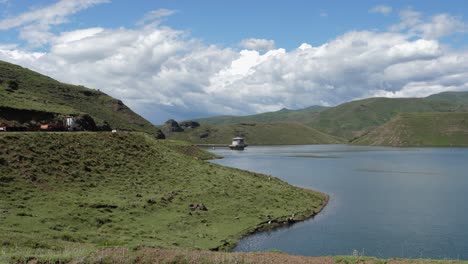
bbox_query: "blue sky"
[3,0,468,49]
[1,0,468,123]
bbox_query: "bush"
[7,80,19,90]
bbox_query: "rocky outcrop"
[97,121,112,131]
[155,130,166,139]
[162,119,184,134]
[75,114,97,131]
[198,132,209,139]
[189,203,208,211]
[179,121,200,128]
[0,106,56,126]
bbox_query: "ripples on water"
[209,145,468,260]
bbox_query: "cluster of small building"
[0,116,78,132]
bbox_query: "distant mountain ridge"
[196,92,468,141]
[194,105,328,125]
[165,121,344,145]
[0,60,162,136]
[307,92,468,139]
[352,112,468,147]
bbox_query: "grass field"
[352,112,468,147]
[166,122,344,145]
[0,132,327,263]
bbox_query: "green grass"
[0,60,159,134]
[165,122,344,145]
[0,132,327,263]
[352,112,468,147]
[194,106,327,125]
[306,95,468,140]
[195,92,468,141]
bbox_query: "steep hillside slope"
[195,106,327,125]
[308,94,468,140]
[0,60,160,135]
[352,112,468,147]
[166,122,344,145]
[0,132,327,262]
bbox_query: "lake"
[209,145,468,260]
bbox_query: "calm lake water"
[209,145,468,260]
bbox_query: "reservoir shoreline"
[211,145,468,259]
[215,189,329,251]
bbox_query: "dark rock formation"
[97,121,112,131]
[188,203,208,211]
[0,107,56,125]
[112,99,126,111]
[162,119,184,134]
[79,90,99,97]
[198,203,208,211]
[179,120,200,128]
[155,129,166,139]
[75,114,97,131]
[199,132,209,139]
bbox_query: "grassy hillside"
[352,112,468,147]
[308,94,468,140]
[166,122,344,145]
[196,92,468,141]
[194,106,327,125]
[0,132,327,263]
[0,60,159,134]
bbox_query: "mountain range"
[191,91,468,146]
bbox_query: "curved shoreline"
[211,189,330,252]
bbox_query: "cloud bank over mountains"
[0,1,467,123]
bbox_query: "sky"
[0,1,468,124]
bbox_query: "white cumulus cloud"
[392,8,468,39]
[0,0,109,46]
[240,38,275,51]
[1,3,468,123]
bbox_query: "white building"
[229,137,247,150]
[65,116,77,131]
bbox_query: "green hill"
[0,132,327,262]
[0,60,161,135]
[196,92,468,141]
[352,112,468,147]
[194,106,327,125]
[165,122,344,145]
[307,93,468,140]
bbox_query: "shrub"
[7,80,19,90]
